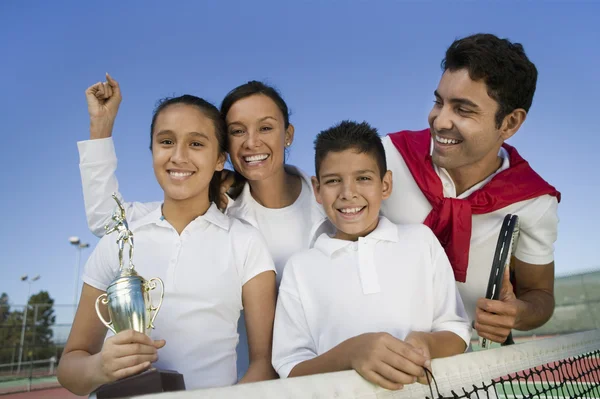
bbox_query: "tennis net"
[134,329,600,399]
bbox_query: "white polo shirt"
[82,203,275,390]
[380,135,559,324]
[271,217,471,378]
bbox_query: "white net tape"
[133,329,600,399]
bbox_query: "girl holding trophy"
[57,80,278,395]
[76,76,329,380]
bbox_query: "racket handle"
[479,335,491,350]
[502,332,515,346]
[479,332,514,349]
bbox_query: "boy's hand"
[97,330,165,385]
[85,73,122,139]
[404,331,432,384]
[348,332,430,391]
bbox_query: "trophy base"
[92,368,185,398]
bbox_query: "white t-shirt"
[272,217,471,378]
[379,135,559,323]
[82,203,275,390]
[229,175,315,283]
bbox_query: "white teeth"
[435,135,460,145]
[340,207,364,214]
[244,154,269,162]
[169,171,193,177]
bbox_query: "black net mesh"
[425,349,600,399]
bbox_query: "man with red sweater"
[381,33,560,345]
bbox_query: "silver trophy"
[95,194,164,335]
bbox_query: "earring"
[285,142,291,147]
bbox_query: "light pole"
[16,274,40,374]
[69,237,89,317]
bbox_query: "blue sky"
[1,2,599,328]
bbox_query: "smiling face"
[428,68,507,173]
[312,148,392,241]
[225,94,294,182]
[152,103,226,206]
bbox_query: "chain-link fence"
[0,303,76,394]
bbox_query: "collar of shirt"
[132,202,230,232]
[429,140,511,199]
[313,216,399,257]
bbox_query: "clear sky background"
[1,2,599,327]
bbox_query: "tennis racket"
[479,214,520,350]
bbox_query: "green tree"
[0,293,21,364]
[0,292,9,322]
[0,291,58,363]
[25,291,57,360]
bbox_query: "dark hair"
[149,95,227,205]
[442,33,538,127]
[220,80,290,128]
[314,120,387,180]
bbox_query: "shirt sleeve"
[429,230,473,349]
[81,235,120,292]
[271,260,318,378]
[77,138,161,237]
[514,196,559,265]
[240,226,276,286]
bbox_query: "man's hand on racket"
[85,73,122,140]
[348,332,430,390]
[475,265,523,343]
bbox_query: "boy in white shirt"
[272,121,471,391]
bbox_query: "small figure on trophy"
[104,193,135,271]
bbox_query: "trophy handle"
[95,294,116,334]
[145,277,164,330]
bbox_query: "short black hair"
[442,33,538,127]
[314,120,387,180]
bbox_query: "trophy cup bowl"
[95,271,164,335]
